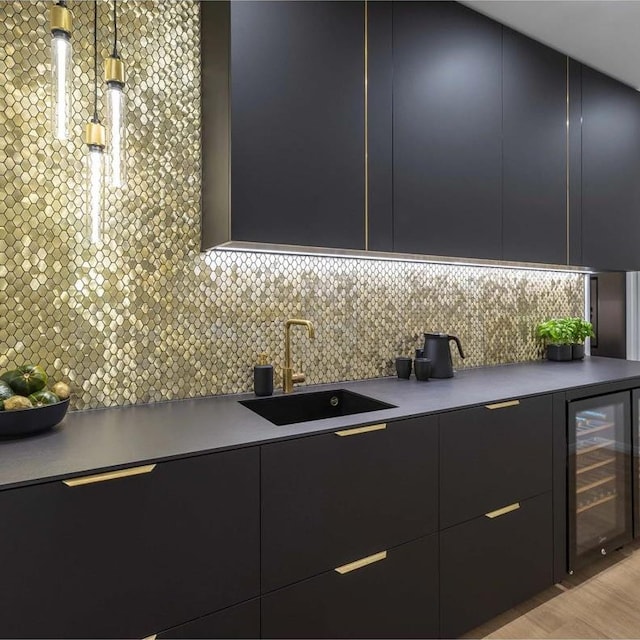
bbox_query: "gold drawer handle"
[63,464,156,487]
[335,423,386,437]
[335,550,387,574]
[485,502,521,519]
[485,400,520,410]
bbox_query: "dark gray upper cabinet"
[502,29,567,264]
[202,1,640,268]
[568,58,583,265]
[229,0,365,250]
[367,1,394,252]
[392,1,503,260]
[581,65,640,271]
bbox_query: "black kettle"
[423,332,465,378]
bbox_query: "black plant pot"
[546,344,572,361]
[571,343,585,360]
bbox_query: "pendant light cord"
[112,0,119,58]
[93,0,98,123]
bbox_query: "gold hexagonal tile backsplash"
[0,1,584,410]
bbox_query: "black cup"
[414,357,431,381]
[395,357,412,379]
[415,348,425,359]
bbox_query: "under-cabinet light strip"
[212,242,592,274]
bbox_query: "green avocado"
[1,365,48,396]
[29,389,60,407]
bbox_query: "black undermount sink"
[240,389,396,426]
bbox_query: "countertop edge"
[2,358,640,492]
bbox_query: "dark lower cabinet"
[261,416,438,592]
[262,534,439,639]
[0,450,260,639]
[440,492,553,638]
[440,395,553,528]
[158,599,260,639]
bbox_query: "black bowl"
[0,398,70,438]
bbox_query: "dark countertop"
[2,356,640,491]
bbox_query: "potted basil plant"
[567,317,594,360]
[536,318,573,361]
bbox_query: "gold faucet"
[283,318,315,393]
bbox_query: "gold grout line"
[566,56,570,265]
[364,0,369,251]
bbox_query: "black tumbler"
[414,358,432,381]
[254,364,274,396]
[395,357,412,379]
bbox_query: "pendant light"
[50,1,72,140]
[85,0,105,244]
[105,0,126,188]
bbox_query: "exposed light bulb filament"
[87,146,105,244]
[106,81,126,188]
[51,32,71,140]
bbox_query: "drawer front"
[440,395,552,528]
[157,599,259,639]
[261,415,438,592]
[0,449,260,639]
[440,492,553,638]
[262,534,439,639]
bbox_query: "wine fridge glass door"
[633,389,640,539]
[568,391,632,571]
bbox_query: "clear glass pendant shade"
[86,146,105,244]
[51,32,72,140]
[106,81,126,188]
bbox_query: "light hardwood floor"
[465,540,640,639]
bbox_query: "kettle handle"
[449,335,465,359]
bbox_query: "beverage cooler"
[634,390,640,538]
[568,392,632,571]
